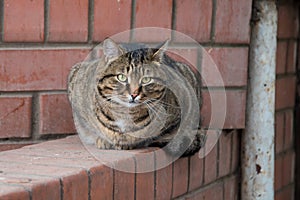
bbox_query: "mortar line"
[88,0,94,43]
[210,0,217,42]
[0,0,4,42]
[44,0,49,43]
[130,0,136,42]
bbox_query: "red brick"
[201,90,247,129]
[186,182,223,200]
[275,76,296,110]
[0,96,32,138]
[202,47,248,87]
[0,49,90,91]
[231,130,240,173]
[114,160,135,200]
[172,157,188,198]
[224,175,239,200]
[189,154,204,191]
[275,185,294,200]
[282,150,295,186]
[48,0,88,42]
[89,165,113,200]
[284,111,294,150]
[133,28,172,43]
[287,41,297,73]
[214,0,252,43]
[93,0,132,42]
[0,160,85,178]
[167,47,199,70]
[0,143,32,152]
[218,132,231,177]
[0,185,30,200]
[277,5,299,39]
[155,150,173,200]
[30,179,61,200]
[3,0,44,42]
[62,171,89,200]
[276,41,288,75]
[134,0,172,42]
[275,112,285,154]
[135,0,172,28]
[275,156,283,191]
[204,142,217,184]
[135,151,155,200]
[39,93,76,135]
[175,0,212,42]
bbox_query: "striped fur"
[68,39,206,156]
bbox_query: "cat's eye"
[117,74,127,82]
[141,77,152,84]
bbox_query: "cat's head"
[97,38,169,107]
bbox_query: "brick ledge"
[0,135,239,200]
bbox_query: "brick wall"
[0,0,298,199]
[275,1,299,200]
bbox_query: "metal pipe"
[242,1,277,199]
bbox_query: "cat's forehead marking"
[126,48,150,67]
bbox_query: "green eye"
[117,74,127,82]
[141,77,152,84]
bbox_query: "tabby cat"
[68,38,205,157]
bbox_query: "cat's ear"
[103,38,124,61]
[152,39,170,61]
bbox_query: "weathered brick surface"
[189,154,204,191]
[39,93,76,135]
[275,156,283,191]
[276,41,288,75]
[0,143,32,152]
[214,0,252,43]
[172,157,189,198]
[62,171,89,200]
[0,49,90,91]
[48,0,88,42]
[224,175,239,200]
[93,0,132,42]
[0,96,32,138]
[276,76,296,110]
[135,0,172,28]
[175,0,212,42]
[0,185,30,200]
[201,90,247,129]
[113,160,135,200]
[30,178,61,200]
[89,165,113,200]
[282,150,295,187]
[218,132,232,177]
[202,47,248,87]
[155,151,173,200]
[204,142,217,184]
[276,185,294,200]
[135,151,155,200]
[3,0,44,42]
[275,112,285,154]
[287,41,297,73]
[284,110,294,150]
[0,1,298,200]
[186,181,223,200]
[278,4,299,39]
[231,130,240,173]
[134,0,172,42]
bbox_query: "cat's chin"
[117,100,141,108]
[126,102,141,108]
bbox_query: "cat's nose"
[131,93,138,99]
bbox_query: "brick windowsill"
[0,135,239,200]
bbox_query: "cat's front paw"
[96,137,113,149]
